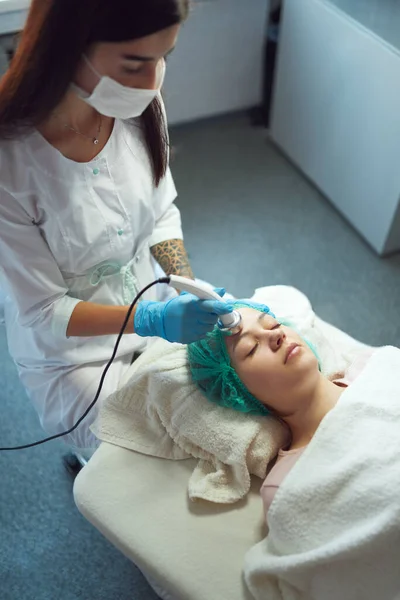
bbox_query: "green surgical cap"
[187,301,272,416]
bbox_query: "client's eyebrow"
[232,312,270,354]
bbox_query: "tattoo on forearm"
[150,239,194,279]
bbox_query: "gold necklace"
[55,113,103,145]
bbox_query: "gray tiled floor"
[1,113,399,600]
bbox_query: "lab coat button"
[117,229,124,236]
[93,168,100,175]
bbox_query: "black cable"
[0,277,170,451]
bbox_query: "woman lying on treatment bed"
[80,297,399,600]
[188,301,374,520]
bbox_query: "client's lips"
[285,343,300,364]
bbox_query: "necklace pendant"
[93,138,99,145]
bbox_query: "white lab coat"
[0,118,181,448]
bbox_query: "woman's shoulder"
[0,130,32,153]
[334,348,376,387]
[0,133,34,184]
[260,447,306,519]
[0,131,48,203]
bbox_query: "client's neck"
[284,376,344,450]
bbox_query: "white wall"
[163,0,270,125]
[0,0,28,36]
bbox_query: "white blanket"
[245,346,400,600]
[92,285,370,504]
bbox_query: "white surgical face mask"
[72,55,165,120]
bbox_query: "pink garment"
[260,349,375,520]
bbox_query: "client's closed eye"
[245,323,282,357]
[246,343,259,358]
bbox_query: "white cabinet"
[163,0,270,125]
[270,0,400,255]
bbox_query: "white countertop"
[326,0,400,52]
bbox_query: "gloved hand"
[134,289,234,344]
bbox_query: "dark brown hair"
[0,0,189,185]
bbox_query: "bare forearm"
[67,301,136,337]
[150,238,194,279]
[67,240,194,337]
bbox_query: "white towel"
[92,285,370,504]
[92,337,287,503]
[244,346,400,600]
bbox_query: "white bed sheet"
[74,443,262,600]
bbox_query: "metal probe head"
[217,310,242,336]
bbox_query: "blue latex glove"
[134,288,234,344]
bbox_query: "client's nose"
[269,329,286,351]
